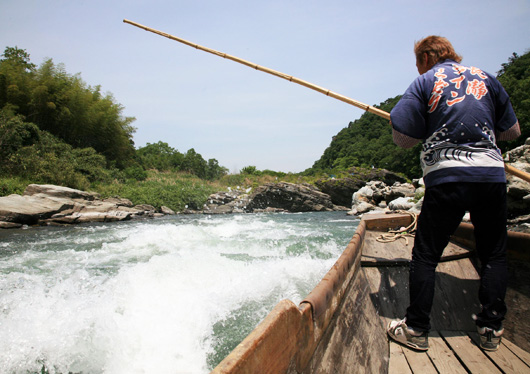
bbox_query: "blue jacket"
[390,59,518,187]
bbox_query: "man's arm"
[392,127,421,148]
[496,121,521,142]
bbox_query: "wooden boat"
[210,212,530,373]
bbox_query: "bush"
[0,176,31,196]
[122,165,148,181]
[240,166,260,175]
[94,171,219,211]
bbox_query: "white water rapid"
[0,212,359,374]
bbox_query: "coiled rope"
[376,211,418,245]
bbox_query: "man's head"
[414,36,462,74]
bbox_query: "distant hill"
[309,96,421,179]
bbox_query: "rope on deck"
[375,211,418,245]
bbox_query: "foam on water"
[0,212,358,374]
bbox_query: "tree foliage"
[136,142,227,180]
[496,50,530,152]
[0,47,136,168]
[0,112,109,190]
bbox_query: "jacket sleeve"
[390,77,429,141]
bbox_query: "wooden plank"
[362,213,413,231]
[402,346,438,373]
[362,231,413,264]
[468,332,530,373]
[303,269,388,373]
[503,338,530,367]
[364,259,481,333]
[430,259,480,332]
[362,267,409,328]
[441,330,501,373]
[361,231,472,265]
[427,331,467,374]
[504,258,530,354]
[389,342,413,374]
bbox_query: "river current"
[0,212,359,374]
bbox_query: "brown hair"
[414,36,462,67]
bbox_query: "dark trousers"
[405,182,508,332]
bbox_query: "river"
[0,211,359,374]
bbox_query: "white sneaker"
[387,319,429,351]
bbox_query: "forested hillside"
[308,50,530,180]
[0,47,227,192]
[309,96,422,179]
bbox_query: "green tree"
[136,141,183,171]
[0,47,35,116]
[206,158,228,180]
[496,50,530,152]
[0,47,137,168]
[181,148,207,178]
[0,112,40,163]
[0,111,111,190]
[1,47,36,71]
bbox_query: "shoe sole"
[480,345,500,352]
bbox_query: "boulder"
[103,197,134,207]
[0,184,175,228]
[349,201,378,215]
[0,193,74,225]
[245,182,341,213]
[0,221,23,229]
[384,183,415,203]
[24,184,99,201]
[315,178,366,207]
[133,204,156,213]
[315,167,407,207]
[388,197,416,211]
[160,206,175,215]
[505,137,530,165]
[199,189,251,214]
[350,181,421,215]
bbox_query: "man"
[386,36,520,352]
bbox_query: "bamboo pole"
[505,163,530,183]
[123,19,390,120]
[123,19,528,181]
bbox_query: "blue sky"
[1,0,529,173]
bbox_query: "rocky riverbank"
[1,138,529,230]
[0,180,349,228]
[0,184,172,229]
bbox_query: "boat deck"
[388,329,530,373]
[361,228,530,374]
